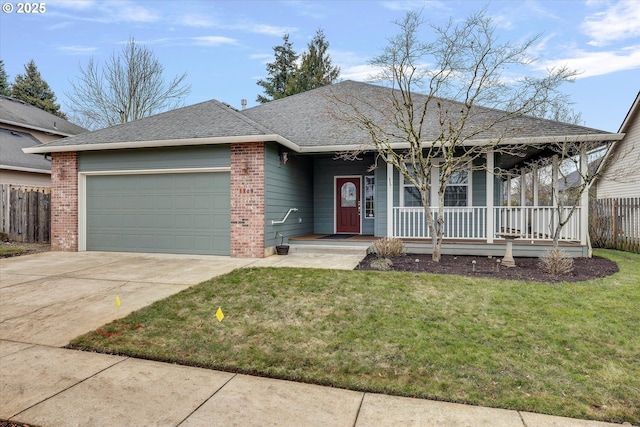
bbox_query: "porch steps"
[288,244,370,256]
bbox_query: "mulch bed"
[355,253,619,283]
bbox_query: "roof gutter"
[0,165,51,174]
[297,133,625,153]
[23,132,624,155]
[23,134,300,154]
[0,119,81,138]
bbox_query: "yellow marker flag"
[216,307,224,322]
[115,296,121,308]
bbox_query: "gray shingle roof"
[0,96,86,136]
[243,80,610,147]
[26,80,617,155]
[33,99,274,148]
[0,129,51,172]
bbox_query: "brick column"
[51,152,79,251]
[230,142,265,257]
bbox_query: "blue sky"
[1,0,638,132]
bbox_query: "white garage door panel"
[86,173,230,255]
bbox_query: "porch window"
[400,167,469,207]
[365,176,375,217]
[444,169,469,207]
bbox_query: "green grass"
[0,246,24,256]
[68,249,640,424]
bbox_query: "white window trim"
[364,175,375,218]
[399,160,472,207]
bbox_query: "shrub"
[370,257,393,271]
[372,237,406,258]
[538,247,574,276]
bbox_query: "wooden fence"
[590,197,640,254]
[0,185,51,243]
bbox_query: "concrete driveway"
[0,251,256,346]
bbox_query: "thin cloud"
[380,0,447,12]
[47,0,96,10]
[116,4,160,23]
[192,36,239,47]
[178,14,216,28]
[539,45,640,78]
[46,1,159,24]
[57,45,98,55]
[582,0,640,46]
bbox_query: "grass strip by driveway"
[68,249,640,424]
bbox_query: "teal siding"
[264,143,314,247]
[472,170,486,206]
[374,158,387,236]
[79,145,230,171]
[313,155,374,234]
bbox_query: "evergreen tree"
[11,60,66,118]
[256,34,298,103]
[0,59,10,96]
[287,29,340,94]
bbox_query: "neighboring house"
[0,129,53,187]
[0,95,86,186]
[594,91,640,199]
[24,81,623,258]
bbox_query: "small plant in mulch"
[370,257,393,271]
[372,237,406,258]
[538,247,574,276]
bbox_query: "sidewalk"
[0,251,634,426]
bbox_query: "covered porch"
[289,233,586,257]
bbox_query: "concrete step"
[288,244,370,256]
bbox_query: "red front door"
[336,177,361,233]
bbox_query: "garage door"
[86,172,230,255]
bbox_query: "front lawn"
[68,249,640,424]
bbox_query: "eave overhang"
[23,132,624,155]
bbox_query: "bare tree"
[332,10,577,261]
[66,37,190,130]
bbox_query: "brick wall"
[230,142,265,257]
[50,152,78,251]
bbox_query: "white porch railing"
[391,206,581,241]
[494,206,581,241]
[392,207,487,239]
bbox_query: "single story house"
[24,81,624,258]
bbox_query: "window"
[341,182,357,207]
[444,169,468,207]
[401,165,424,207]
[401,165,470,207]
[365,176,375,218]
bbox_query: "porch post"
[532,165,539,206]
[580,145,589,246]
[507,175,512,206]
[486,150,494,243]
[551,155,558,207]
[520,168,527,207]
[387,155,393,237]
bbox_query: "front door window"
[341,182,357,207]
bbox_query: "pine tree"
[11,59,66,118]
[287,29,340,95]
[256,34,299,103]
[0,59,10,96]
